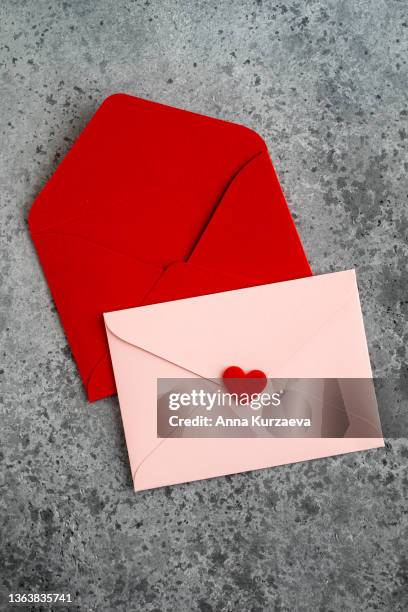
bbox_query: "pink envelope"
[104,270,383,491]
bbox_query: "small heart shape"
[222,366,267,399]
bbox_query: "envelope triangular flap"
[104,271,358,380]
[28,94,266,242]
[189,151,311,284]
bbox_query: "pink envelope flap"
[104,270,373,380]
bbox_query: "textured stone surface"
[1,1,407,610]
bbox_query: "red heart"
[222,366,267,398]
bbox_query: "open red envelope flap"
[29,94,311,401]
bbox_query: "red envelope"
[29,94,312,401]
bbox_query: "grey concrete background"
[1,1,407,610]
